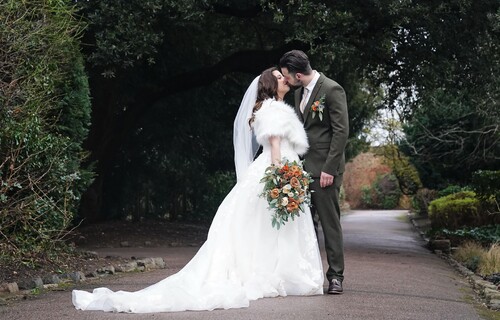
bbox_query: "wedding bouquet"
[259,159,313,230]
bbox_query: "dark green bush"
[471,170,500,215]
[471,170,500,199]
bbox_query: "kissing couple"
[72,50,349,313]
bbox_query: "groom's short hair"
[279,50,313,75]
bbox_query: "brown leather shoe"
[328,279,343,294]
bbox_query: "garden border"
[408,212,500,310]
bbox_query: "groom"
[279,50,349,294]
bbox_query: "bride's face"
[272,70,290,98]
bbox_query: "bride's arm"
[269,136,281,165]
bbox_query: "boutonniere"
[311,94,326,121]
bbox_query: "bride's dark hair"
[249,67,279,126]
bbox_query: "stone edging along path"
[408,213,500,311]
[0,255,167,305]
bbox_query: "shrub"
[429,191,480,229]
[376,174,402,209]
[360,173,402,209]
[360,185,372,208]
[453,242,500,275]
[428,191,499,229]
[479,244,500,275]
[411,188,438,216]
[453,241,484,272]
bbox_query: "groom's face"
[281,68,302,88]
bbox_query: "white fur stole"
[253,99,309,156]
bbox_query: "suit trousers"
[310,173,344,282]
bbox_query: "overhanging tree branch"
[90,41,310,167]
[139,40,309,108]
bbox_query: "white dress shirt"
[300,71,320,113]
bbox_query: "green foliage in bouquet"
[259,159,313,230]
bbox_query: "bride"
[72,67,324,313]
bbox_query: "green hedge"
[429,191,498,229]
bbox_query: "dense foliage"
[398,1,499,187]
[472,170,500,205]
[361,173,402,209]
[0,1,92,264]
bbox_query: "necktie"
[300,88,309,113]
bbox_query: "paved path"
[0,210,482,319]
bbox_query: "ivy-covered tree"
[0,0,92,264]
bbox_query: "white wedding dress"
[72,99,324,313]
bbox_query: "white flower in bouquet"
[281,197,289,206]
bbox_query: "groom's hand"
[320,171,334,188]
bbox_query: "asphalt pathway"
[0,210,482,319]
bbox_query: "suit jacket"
[294,73,349,178]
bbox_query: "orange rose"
[286,199,299,212]
[312,105,318,111]
[270,188,280,199]
[293,169,302,177]
[283,173,292,180]
[290,177,300,189]
[290,165,301,177]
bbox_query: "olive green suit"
[294,73,349,282]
